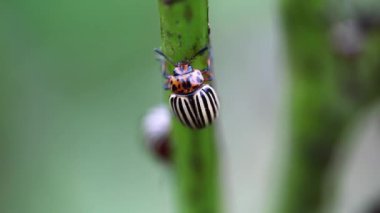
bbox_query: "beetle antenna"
[190,45,209,61]
[154,48,176,66]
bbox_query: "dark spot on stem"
[162,0,182,5]
[184,4,193,22]
[166,31,174,38]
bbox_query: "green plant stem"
[156,1,220,213]
[277,1,380,212]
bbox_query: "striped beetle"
[154,46,220,129]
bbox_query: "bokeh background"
[1,0,380,213]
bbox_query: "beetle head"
[174,62,193,76]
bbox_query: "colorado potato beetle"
[154,46,220,129]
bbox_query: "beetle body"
[155,46,219,129]
[169,84,219,129]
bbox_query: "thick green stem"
[277,0,380,212]
[156,1,220,213]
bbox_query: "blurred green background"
[2,0,380,212]
[0,0,167,212]
[0,0,279,212]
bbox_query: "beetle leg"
[207,48,213,70]
[163,83,170,90]
[160,61,170,79]
[202,70,214,81]
[163,79,171,90]
[207,45,214,72]
[201,55,214,81]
